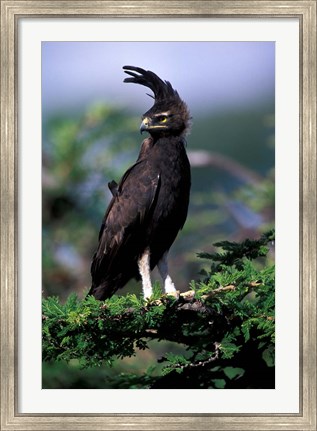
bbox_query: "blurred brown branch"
[188,150,263,184]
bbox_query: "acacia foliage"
[42,230,275,389]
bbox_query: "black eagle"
[89,66,191,300]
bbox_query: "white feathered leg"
[157,252,176,294]
[138,248,153,299]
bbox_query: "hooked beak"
[140,117,151,134]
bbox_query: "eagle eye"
[157,115,168,123]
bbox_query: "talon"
[166,290,180,299]
[180,290,195,300]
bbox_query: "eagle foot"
[179,290,196,300]
[165,290,180,299]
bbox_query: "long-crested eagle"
[88,66,191,300]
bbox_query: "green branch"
[43,229,275,389]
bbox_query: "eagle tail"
[87,280,118,301]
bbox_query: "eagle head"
[123,65,191,137]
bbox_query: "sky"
[42,41,275,116]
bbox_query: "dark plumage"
[89,66,191,300]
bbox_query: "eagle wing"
[91,160,160,284]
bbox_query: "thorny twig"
[164,343,221,371]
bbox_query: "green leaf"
[223,366,245,380]
[262,346,275,367]
[211,379,226,389]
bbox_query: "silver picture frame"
[1,1,316,430]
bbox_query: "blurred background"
[42,41,275,388]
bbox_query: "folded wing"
[90,160,160,298]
